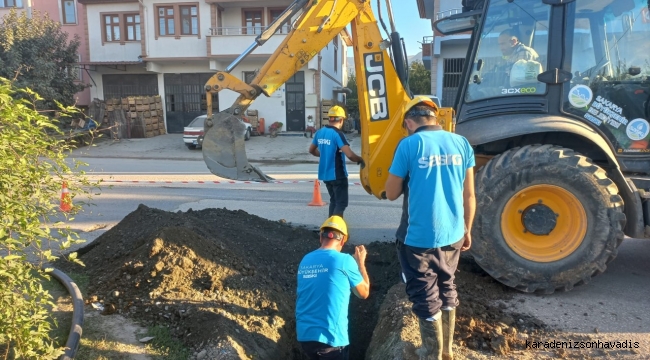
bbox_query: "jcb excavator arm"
[202,0,454,198]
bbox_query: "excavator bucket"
[201,111,273,182]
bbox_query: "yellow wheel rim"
[501,184,587,262]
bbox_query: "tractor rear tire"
[472,144,625,294]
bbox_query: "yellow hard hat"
[327,106,346,119]
[404,96,438,116]
[320,215,348,238]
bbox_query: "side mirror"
[433,10,481,35]
[629,66,641,76]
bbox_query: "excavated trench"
[56,205,548,359]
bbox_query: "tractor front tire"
[472,144,625,294]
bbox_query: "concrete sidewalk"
[71,132,362,163]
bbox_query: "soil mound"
[58,204,548,359]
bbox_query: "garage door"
[102,74,159,100]
[164,73,219,133]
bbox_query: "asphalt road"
[59,156,649,358]
[63,157,402,245]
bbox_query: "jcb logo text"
[365,53,389,121]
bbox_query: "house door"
[285,71,305,131]
[164,73,219,133]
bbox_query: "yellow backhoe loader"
[200,0,650,294]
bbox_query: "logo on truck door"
[364,53,389,121]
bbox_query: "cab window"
[466,0,550,102]
[564,0,650,153]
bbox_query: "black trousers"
[324,178,349,217]
[396,239,463,320]
[300,341,349,360]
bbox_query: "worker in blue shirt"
[385,96,476,360]
[296,216,370,359]
[309,106,364,217]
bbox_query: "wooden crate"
[136,98,143,105]
[149,110,157,117]
[146,124,153,131]
[128,97,136,105]
[157,110,163,117]
[136,104,148,111]
[156,103,162,110]
[129,112,137,119]
[144,111,151,118]
[145,131,154,138]
[152,122,159,130]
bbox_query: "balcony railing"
[209,25,291,36]
[435,8,462,21]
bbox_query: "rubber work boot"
[441,307,456,360]
[418,312,443,360]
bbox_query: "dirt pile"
[57,204,550,359]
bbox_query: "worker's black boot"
[441,307,456,360]
[418,312,443,360]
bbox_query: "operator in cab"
[385,96,476,360]
[295,216,370,360]
[496,29,541,87]
[309,106,364,217]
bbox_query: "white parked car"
[183,115,252,150]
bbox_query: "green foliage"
[145,326,191,360]
[408,60,432,95]
[0,78,98,359]
[0,10,87,110]
[345,74,358,114]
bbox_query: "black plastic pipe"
[50,268,84,360]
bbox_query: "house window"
[180,5,198,35]
[156,4,200,38]
[125,14,141,41]
[0,0,23,8]
[103,13,141,43]
[269,8,289,34]
[104,15,121,42]
[61,0,76,24]
[158,6,175,36]
[243,9,263,35]
[243,71,256,83]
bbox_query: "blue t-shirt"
[312,126,349,181]
[389,126,475,248]
[296,249,363,347]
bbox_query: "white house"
[78,0,350,134]
[418,0,470,107]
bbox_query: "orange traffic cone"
[308,180,327,207]
[59,181,72,212]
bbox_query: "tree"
[408,60,432,95]
[0,78,97,358]
[0,10,87,110]
[346,73,359,116]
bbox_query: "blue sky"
[346,1,433,56]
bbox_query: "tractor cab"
[436,0,650,164]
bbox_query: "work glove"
[357,160,366,169]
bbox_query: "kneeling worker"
[295,216,370,360]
